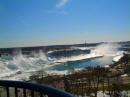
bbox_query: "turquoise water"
[0,48,116,80]
[46,56,113,71]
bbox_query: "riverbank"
[29,53,130,97]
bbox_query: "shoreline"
[28,53,130,96]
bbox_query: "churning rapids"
[0,43,125,80]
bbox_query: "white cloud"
[46,0,70,15]
[56,0,69,8]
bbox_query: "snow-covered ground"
[77,91,130,97]
[112,51,124,62]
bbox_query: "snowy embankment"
[112,51,124,62]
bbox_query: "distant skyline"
[0,0,130,48]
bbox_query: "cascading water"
[0,43,124,80]
[0,50,51,80]
[91,43,121,56]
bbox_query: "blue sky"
[0,0,130,48]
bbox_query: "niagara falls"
[0,43,127,80]
[0,0,130,97]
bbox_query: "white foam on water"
[91,43,121,56]
[0,43,124,80]
[52,43,122,63]
[0,50,50,80]
[53,53,103,63]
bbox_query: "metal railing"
[0,80,74,97]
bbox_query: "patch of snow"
[121,74,128,77]
[113,51,124,62]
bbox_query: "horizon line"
[0,40,130,49]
